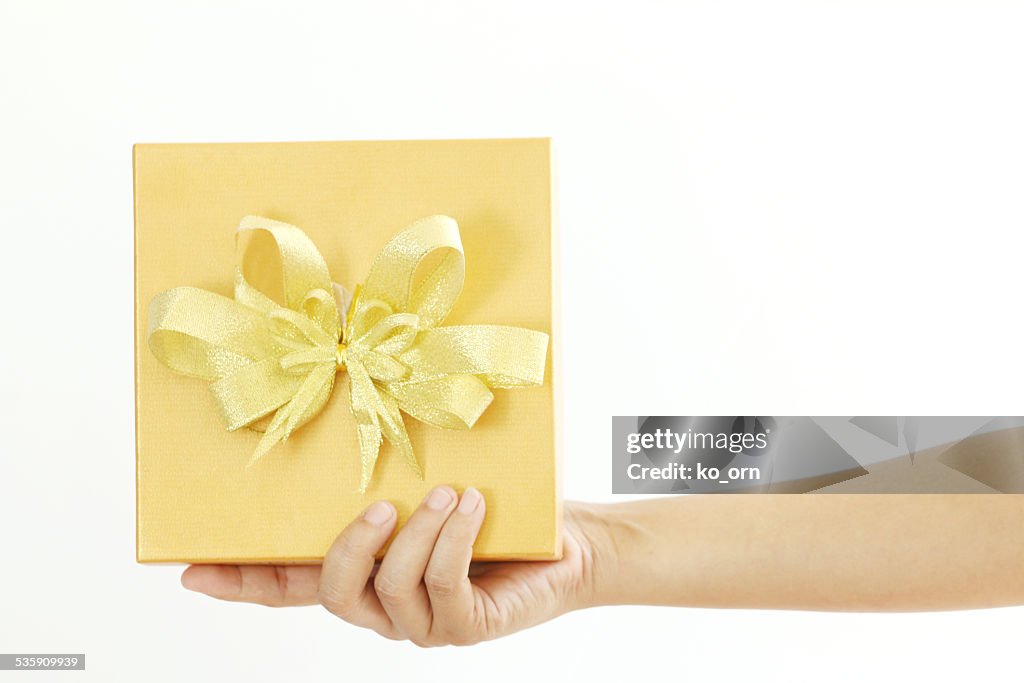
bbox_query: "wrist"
[563,501,632,610]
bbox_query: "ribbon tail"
[378,391,421,480]
[249,415,290,467]
[349,361,422,491]
[399,325,549,386]
[384,375,494,430]
[247,363,335,467]
[355,421,383,494]
[349,361,384,492]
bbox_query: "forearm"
[576,494,1024,611]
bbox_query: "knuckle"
[326,540,371,576]
[423,569,458,598]
[372,572,407,604]
[449,632,480,647]
[438,523,472,545]
[431,622,477,647]
[334,534,366,561]
[409,637,435,649]
[375,627,404,642]
[317,586,356,619]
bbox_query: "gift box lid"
[134,139,560,563]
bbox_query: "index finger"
[318,500,399,637]
[182,565,322,606]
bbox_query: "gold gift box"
[134,139,560,563]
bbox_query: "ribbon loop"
[355,312,420,354]
[148,215,549,492]
[357,215,465,334]
[236,216,341,340]
[148,287,276,380]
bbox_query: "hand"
[181,488,603,646]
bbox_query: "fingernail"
[363,501,394,526]
[457,487,482,515]
[424,486,454,511]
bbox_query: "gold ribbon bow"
[147,215,549,492]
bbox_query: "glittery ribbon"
[147,215,549,492]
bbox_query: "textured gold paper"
[134,139,560,563]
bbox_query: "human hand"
[181,488,604,646]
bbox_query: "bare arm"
[182,492,1024,646]
[579,494,1024,611]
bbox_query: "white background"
[2,1,1023,681]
